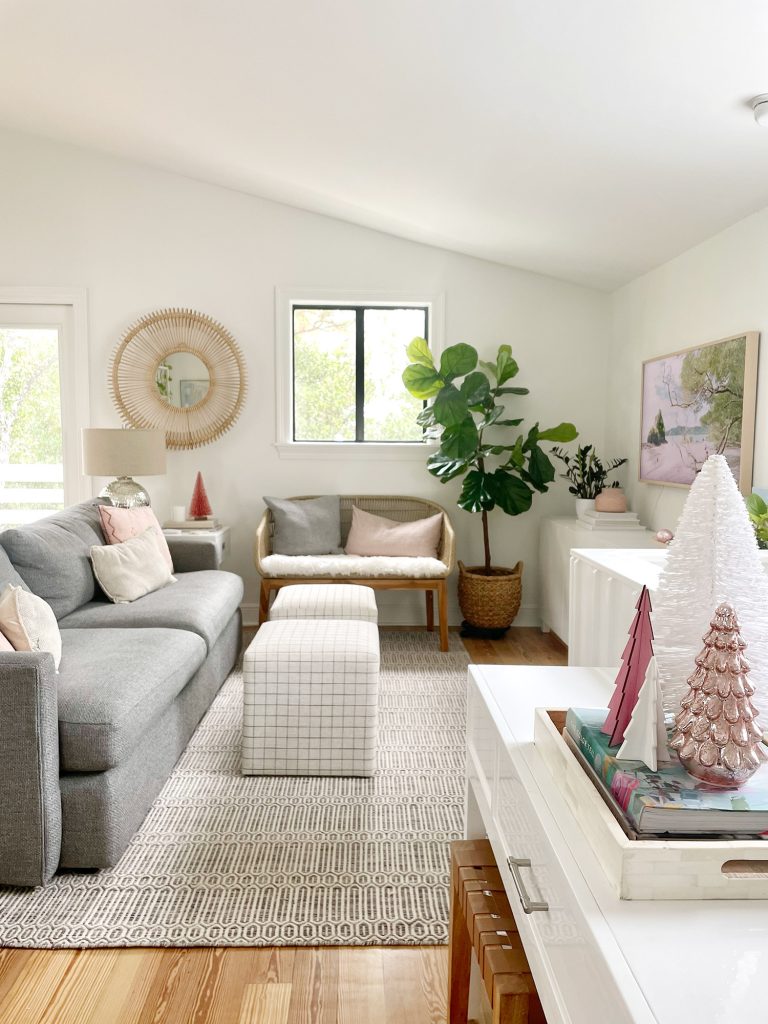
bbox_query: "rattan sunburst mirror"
[110,308,247,450]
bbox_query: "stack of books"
[577,508,645,531]
[163,516,220,530]
[565,707,768,837]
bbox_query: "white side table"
[163,526,230,569]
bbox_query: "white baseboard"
[240,601,540,629]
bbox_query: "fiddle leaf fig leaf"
[416,404,437,427]
[497,386,529,396]
[402,363,443,399]
[433,383,469,427]
[525,445,556,492]
[495,345,519,385]
[441,417,479,459]
[406,336,435,368]
[439,343,478,381]
[458,469,495,513]
[495,417,523,427]
[480,404,504,428]
[486,470,533,515]
[537,422,578,443]
[426,451,470,481]
[460,371,491,409]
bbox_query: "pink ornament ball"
[655,528,674,545]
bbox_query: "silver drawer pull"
[507,856,549,914]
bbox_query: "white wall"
[609,204,768,534]
[0,128,610,625]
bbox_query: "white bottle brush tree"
[652,454,768,721]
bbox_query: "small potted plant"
[403,338,577,634]
[746,493,768,549]
[551,444,628,518]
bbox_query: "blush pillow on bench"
[345,506,443,558]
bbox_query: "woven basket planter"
[458,560,523,630]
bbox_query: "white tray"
[533,707,768,900]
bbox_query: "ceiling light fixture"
[753,94,768,125]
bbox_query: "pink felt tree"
[189,472,213,519]
[602,586,655,746]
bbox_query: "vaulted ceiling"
[2,1,768,288]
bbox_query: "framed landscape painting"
[640,331,759,494]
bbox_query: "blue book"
[565,707,768,836]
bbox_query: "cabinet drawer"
[492,745,634,1024]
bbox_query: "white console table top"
[471,663,768,1024]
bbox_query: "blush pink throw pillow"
[345,506,443,558]
[0,629,13,652]
[98,505,173,571]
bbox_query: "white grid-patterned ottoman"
[242,619,380,777]
[269,583,378,623]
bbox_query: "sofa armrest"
[254,511,271,573]
[166,536,220,572]
[0,651,61,886]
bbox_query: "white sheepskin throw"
[260,553,449,579]
[653,454,768,719]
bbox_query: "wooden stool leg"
[438,579,449,652]
[426,589,435,632]
[448,879,472,1024]
[258,580,271,624]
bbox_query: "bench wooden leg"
[426,589,435,632]
[437,579,449,652]
[258,580,271,624]
[448,875,472,1023]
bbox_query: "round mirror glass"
[155,352,210,407]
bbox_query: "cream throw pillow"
[0,584,62,669]
[91,528,176,604]
[345,506,443,558]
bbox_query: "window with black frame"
[292,304,428,442]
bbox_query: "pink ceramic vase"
[594,487,627,513]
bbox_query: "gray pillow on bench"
[263,496,342,555]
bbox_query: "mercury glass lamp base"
[98,476,151,508]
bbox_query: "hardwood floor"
[0,627,565,1024]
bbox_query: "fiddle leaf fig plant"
[403,339,578,570]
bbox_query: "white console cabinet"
[466,663,768,1024]
[538,516,656,644]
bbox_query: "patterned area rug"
[0,631,467,948]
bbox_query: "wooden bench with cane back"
[448,839,545,1024]
[254,495,456,651]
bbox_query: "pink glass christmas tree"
[602,586,654,747]
[189,472,213,519]
[669,602,766,787]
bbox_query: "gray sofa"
[0,500,243,887]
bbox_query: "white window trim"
[0,287,91,503]
[274,287,444,460]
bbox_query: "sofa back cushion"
[0,501,105,618]
[0,545,28,594]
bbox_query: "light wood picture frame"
[640,331,759,494]
[110,308,247,450]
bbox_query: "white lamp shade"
[82,428,167,477]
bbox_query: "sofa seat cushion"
[259,553,450,579]
[59,570,244,651]
[57,627,207,771]
[0,500,104,619]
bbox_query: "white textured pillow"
[0,584,62,669]
[91,528,176,604]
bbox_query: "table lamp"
[82,427,167,507]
